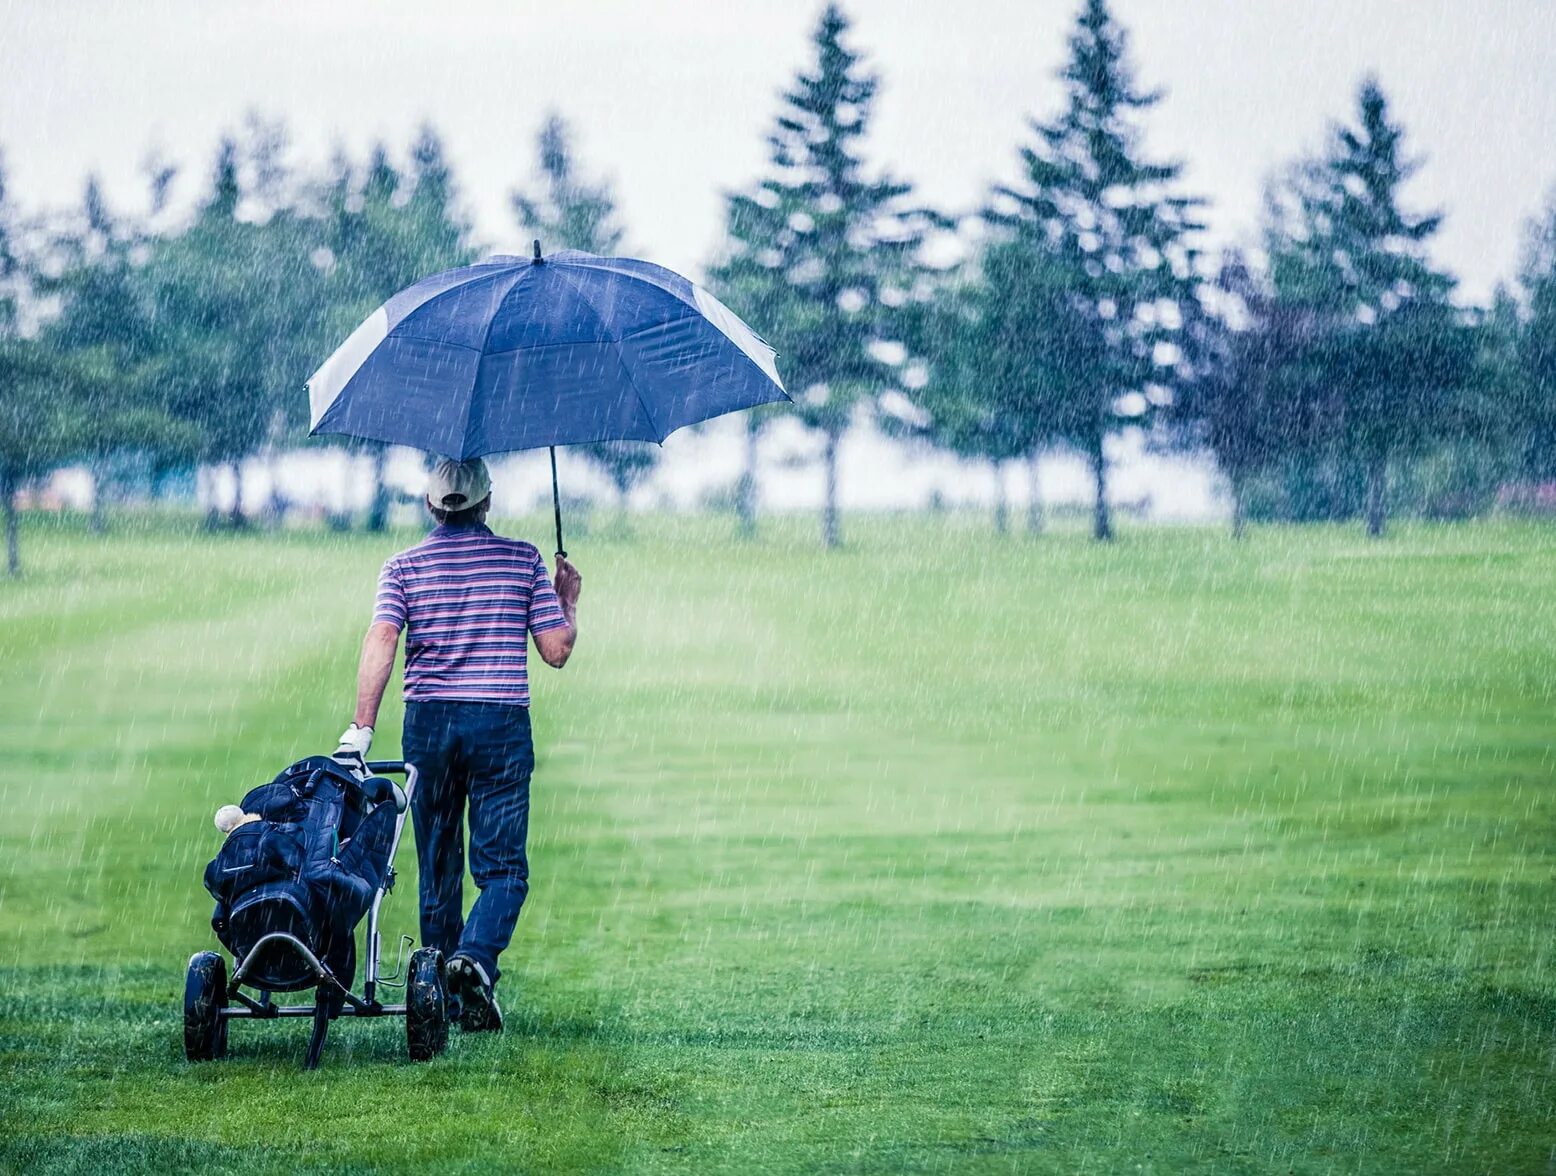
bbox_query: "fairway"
[1,515,1553,1173]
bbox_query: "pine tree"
[904,275,1047,535]
[1263,79,1474,537]
[511,113,626,256]
[1511,192,1556,482]
[44,175,196,532]
[511,112,658,518]
[321,132,471,529]
[1170,249,1312,537]
[0,149,51,574]
[404,125,473,280]
[142,131,329,526]
[708,3,937,548]
[0,152,121,573]
[984,0,1204,541]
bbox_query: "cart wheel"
[184,951,229,1062]
[406,948,448,1061]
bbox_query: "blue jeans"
[403,700,534,983]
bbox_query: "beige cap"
[427,457,492,511]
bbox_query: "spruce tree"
[143,131,329,526]
[1511,192,1556,482]
[0,154,130,572]
[403,125,473,280]
[904,274,1051,535]
[1170,250,1307,538]
[1263,78,1474,537]
[510,112,658,519]
[45,175,197,532]
[511,113,626,256]
[708,3,936,548]
[321,132,471,529]
[0,150,55,574]
[985,0,1204,541]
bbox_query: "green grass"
[1,511,1553,1174]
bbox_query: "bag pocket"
[203,822,306,906]
[238,781,310,823]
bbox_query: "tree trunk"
[822,428,841,550]
[616,476,633,538]
[736,423,760,540]
[992,461,1009,536]
[3,468,19,577]
[1230,470,1247,540]
[90,460,108,535]
[227,461,246,528]
[1090,440,1113,542]
[259,406,286,529]
[366,446,389,533]
[1365,454,1388,539]
[1026,451,1044,535]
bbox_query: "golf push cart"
[183,755,447,1069]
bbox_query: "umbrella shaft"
[549,447,567,560]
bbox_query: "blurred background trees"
[708,3,940,548]
[510,112,662,512]
[1258,80,1475,537]
[0,0,1552,572]
[979,0,1205,541]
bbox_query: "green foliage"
[314,127,474,530]
[43,176,202,477]
[510,113,626,257]
[588,440,658,504]
[325,129,474,325]
[711,4,933,436]
[1508,191,1556,480]
[708,3,939,545]
[511,114,659,502]
[139,134,330,473]
[982,0,1205,539]
[0,153,158,569]
[903,260,1062,469]
[1170,250,1324,534]
[1262,79,1477,535]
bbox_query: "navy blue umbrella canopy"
[308,248,788,461]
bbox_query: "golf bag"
[203,756,399,992]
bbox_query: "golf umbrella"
[307,243,787,555]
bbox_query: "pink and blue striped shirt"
[372,524,568,707]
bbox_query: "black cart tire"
[406,948,448,1061]
[184,951,229,1062]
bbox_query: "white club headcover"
[214,805,261,835]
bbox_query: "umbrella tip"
[533,239,542,263]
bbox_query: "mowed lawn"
[1,512,1553,1174]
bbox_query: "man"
[336,456,581,1032]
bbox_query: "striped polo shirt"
[372,523,568,706]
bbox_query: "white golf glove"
[334,723,374,766]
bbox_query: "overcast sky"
[3,0,1554,303]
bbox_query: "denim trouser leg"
[404,701,534,985]
[405,703,469,962]
[459,707,533,982]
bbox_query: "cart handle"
[366,760,414,779]
[366,759,417,790]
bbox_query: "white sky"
[3,0,1555,304]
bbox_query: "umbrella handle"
[549,446,567,560]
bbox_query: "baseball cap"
[427,457,492,511]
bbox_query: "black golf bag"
[203,756,399,992]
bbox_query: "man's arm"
[338,559,406,761]
[353,621,402,727]
[534,555,581,668]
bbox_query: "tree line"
[2,0,1554,573]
